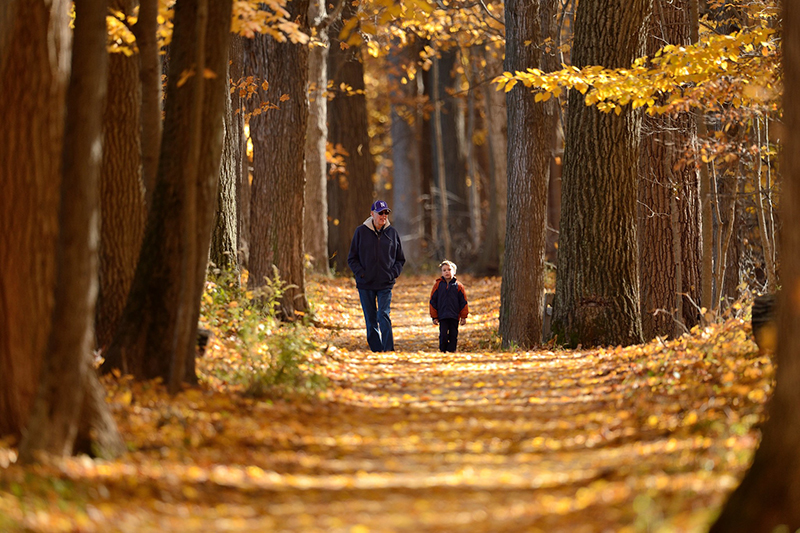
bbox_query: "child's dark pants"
[438,318,459,352]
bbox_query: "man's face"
[372,210,389,228]
[441,264,453,280]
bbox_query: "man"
[347,200,406,352]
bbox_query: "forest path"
[0,276,765,533]
[268,275,747,532]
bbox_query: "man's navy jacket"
[347,217,406,291]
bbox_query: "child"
[429,260,469,352]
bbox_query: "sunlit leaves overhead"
[493,8,780,117]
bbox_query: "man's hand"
[459,317,466,326]
[432,318,439,326]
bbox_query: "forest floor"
[0,275,773,532]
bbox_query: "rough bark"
[246,0,310,316]
[20,0,125,461]
[638,0,700,340]
[327,0,375,272]
[101,0,233,383]
[498,0,558,349]
[0,0,70,438]
[211,35,244,272]
[304,0,331,274]
[96,0,147,351]
[709,4,800,528]
[551,0,650,348]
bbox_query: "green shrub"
[200,268,326,399]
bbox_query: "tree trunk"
[429,49,468,261]
[389,40,424,268]
[96,0,147,352]
[754,117,777,292]
[246,0,310,317]
[709,3,800,527]
[211,35,244,272]
[688,0,714,314]
[304,0,331,274]
[551,0,650,348]
[498,0,558,349]
[420,56,435,254]
[132,0,162,205]
[431,52,453,261]
[545,119,562,265]
[326,0,375,272]
[713,168,739,306]
[466,60,482,253]
[390,104,424,266]
[0,0,70,439]
[474,47,508,276]
[101,0,233,383]
[20,0,124,461]
[638,0,700,340]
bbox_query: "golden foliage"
[493,7,780,117]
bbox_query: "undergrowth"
[199,268,327,399]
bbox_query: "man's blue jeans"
[358,288,394,352]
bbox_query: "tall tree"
[638,0,701,339]
[101,0,233,386]
[474,47,508,277]
[498,0,559,348]
[19,0,125,461]
[304,0,342,274]
[551,0,651,348]
[133,0,163,205]
[96,0,147,351]
[0,0,71,438]
[429,48,468,261]
[709,2,800,528]
[246,0,310,316]
[211,35,245,272]
[389,41,424,267]
[327,0,376,272]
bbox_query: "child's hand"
[460,317,466,326]
[432,318,439,326]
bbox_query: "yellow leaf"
[747,388,766,402]
[119,390,133,406]
[177,68,194,88]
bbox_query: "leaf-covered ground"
[0,275,773,532]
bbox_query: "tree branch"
[314,0,345,32]
[477,0,503,26]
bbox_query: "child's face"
[441,264,453,280]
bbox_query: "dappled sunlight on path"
[0,275,771,532]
